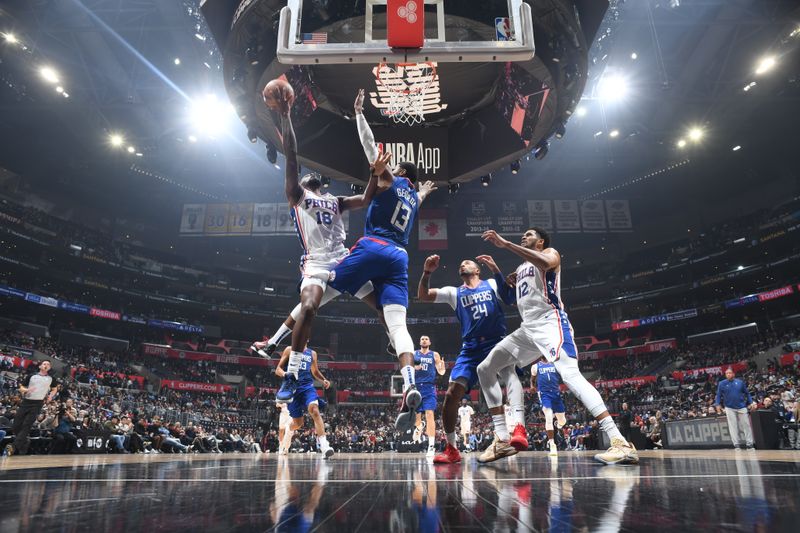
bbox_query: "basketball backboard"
[277,0,534,65]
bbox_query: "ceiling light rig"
[581,159,692,200]
[754,55,776,75]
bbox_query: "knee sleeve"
[354,282,374,300]
[289,303,301,321]
[383,304,414,355]
[543,408,554,431]
[554,355,607,418]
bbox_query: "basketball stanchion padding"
[388,0,424,49]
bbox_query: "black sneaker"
[395,385,422,432]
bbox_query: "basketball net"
[375,62,438,125]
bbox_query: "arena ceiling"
[0,0,798,216]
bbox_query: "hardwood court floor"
[1,450,799,531]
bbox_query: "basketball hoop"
[374,61,438,125]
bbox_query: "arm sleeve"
[434,286,458,310]
[356,113,379,163]
[489,276,516,305]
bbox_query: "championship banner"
[160,380,233,393]
[779,352,800,367]
[179,204,207,235]
[554,200,580,233]
[418,209,448,250]
[227,203,254,234]
[275,203,296,235]
[252,203,279,234]
[464,199,527,237]
[593,375,657,389]
[527,200,553,230]
[671,360,748,381]
[580,200,607,232]
[203,203,231,235]
[606,199,632,231]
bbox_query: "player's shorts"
[415,383,437,413]
[494,310,578,364]
[450,337,503,392]
[329,236,409,308]
[287,383,320,419]
[299,247,350,291]
[460,422,472,434]
[539,390,566,413]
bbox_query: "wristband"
[423,271,434,275]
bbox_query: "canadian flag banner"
[418,209,448,250]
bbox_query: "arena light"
[688,127,703,142]
[743,81,756,92]
[188,135,198,143]
[755,55,776,75]
[247,127,258,143]
[55,86,64,93]
[109,134,124,147]
[630,52,638,60]
[321,176,331,188]
[174,57,181,65]
[127,146,136,153]
[448,183,460,195]
[3,33,18,44]
[609,129,620,138]
[533,140,550,160]
[597,74,628,101]
[510,160,521,174]
[40,66,60,84]
[732,145,741,151]
[189,94,235,136]
[676,139,687,148]
[575,106,587,117]
[481,175,492,187]
[351,183,365,194]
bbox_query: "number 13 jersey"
[291,188,347,262]
[364,176,418,247]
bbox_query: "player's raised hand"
[475,254,500,274]
[482,230,509,248]
[505,272,518,287]
[419,180,438,196]
[371,151,392,175]
[423,254,440,272]
[354,89,365,114]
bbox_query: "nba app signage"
[374,127,448,181]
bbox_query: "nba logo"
[388,0,424,49]
[495,17,512,41]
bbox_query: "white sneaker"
[278,447,288,456]
[321,445,334,459]
[412,427,422,443]
[426,448,435,458]
[593,437,639,465]
[548,440,558,457]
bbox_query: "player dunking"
[477,227,638,465]
[322,91,438,431]
[275,344,334,458]
[417,254,526,464]
[269,86,385,403]
[412,335,445,457]
[255,91,391,360]
[533,360,567,456]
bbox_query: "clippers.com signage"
[161,380,232,394]
[374,127,448,182]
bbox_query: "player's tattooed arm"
[482,230,561,272]
[417,181,438,203]
[417,255,441,302]
[275,347,291,378]
[434,352,446,376]
[280,101,303,206]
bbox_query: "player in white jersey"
[476,227,638,465]
[277,402,291,455]
[457,398,474,450]
[271,87,389,403]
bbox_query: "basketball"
[262,78,294,110]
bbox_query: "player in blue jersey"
[412,335,446,457]
[417,254,525,464]
[324,94,438,432]
[270,458,328,532]
[532,361,567,456]
[275,344,334,458]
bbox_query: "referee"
[5,360,59,457]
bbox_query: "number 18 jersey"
[364,176,418,247]
[291,188,346,261]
